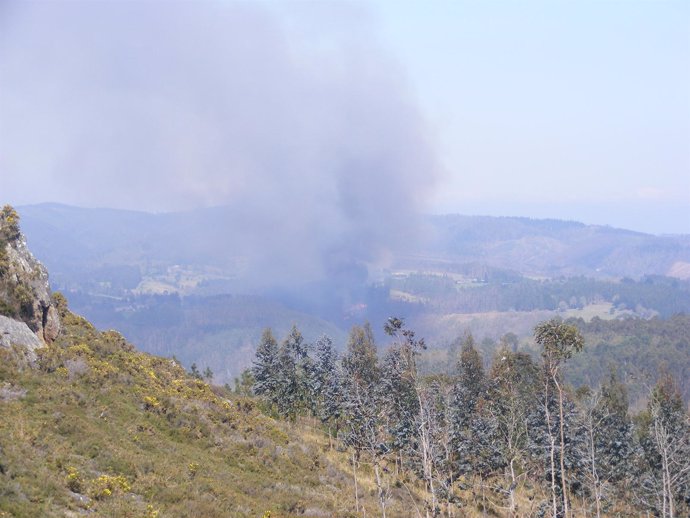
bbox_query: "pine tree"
[449,333,487,478]
[379,346,418,455]
[252,328,280,406]
[274,325,311,419]
[313,334,337,398]
[313,335,343,440]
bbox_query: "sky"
[0,0,688,235]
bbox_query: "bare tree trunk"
[587,418,601,518]
[352,451,360,514]
[417,388,439,518]
[374,460,387,518]
[544,379,559,518]
[554,376,569,518]
[662,446,672,518]
[509,456,517,517]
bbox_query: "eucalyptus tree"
[252,328,281,409]
[340,322,386,515]
[637,374,690,518]
[488,347,540,516]
[380,317,426,463]
[577,370,635,518]
[534,319,584,518]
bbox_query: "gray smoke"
[0,1,439,285]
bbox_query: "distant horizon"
[13,199,688,237]
[2,1,687,239]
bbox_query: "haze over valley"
[1,1,689,516]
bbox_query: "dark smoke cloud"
[0,0,439,285]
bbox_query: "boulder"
[0,314,43,361]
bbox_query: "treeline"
[389,274,690,317]
[566,314,690,408]
[251,318,690,517]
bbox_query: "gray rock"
[2,232,61,343]
[0,315,43,361]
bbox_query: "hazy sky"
[1,0,688,234]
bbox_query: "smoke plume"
[0,1,439,286]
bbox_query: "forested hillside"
[18,204,690,299]
[249,319,690,518]
[2,205,689,517]
[566,315,690,409]
[414,215,690,279]
[16,203,690,385]
[0,209,422,517]
[1,300,427,517]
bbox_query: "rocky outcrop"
[0,205,61,353]
[0,315,43,361]
[4,233,61,341]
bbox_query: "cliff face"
[0,205,60,357]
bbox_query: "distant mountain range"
[15,203,690,384]
[18,203,690,295]
[406,214,690,280]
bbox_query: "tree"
[342,322,379,385]
[488,347,540,516]
[637,374,690,518]
[576,370,635,518]
[313,335,342,444]
[414,381,450,517]
[340,323,384,515]
[449,333,486,478]
[189,362,201,379]
[234,369,255,397]
[274,325,312,419]
[381,318,425,458]
[534,319,585,518]
[383,316,426,378]
[379,345,419,480]
[252,328,280,406]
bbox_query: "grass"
[0,303,423,517]
[1,300,631,517]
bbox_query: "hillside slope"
[0,208,418,517]
[1,306,412,517]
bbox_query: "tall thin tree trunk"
[544,379,559,518]
[662,446,673,518]
[352,451,360,514]
[555,376,569,518]
[509,456,517,517]
[588,420,601,518]
[374,460,388,518]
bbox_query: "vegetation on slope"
[0,296,420,517]
[566,314,690,409]
[251,319,690,518]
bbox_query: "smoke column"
[0,0,440,285]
